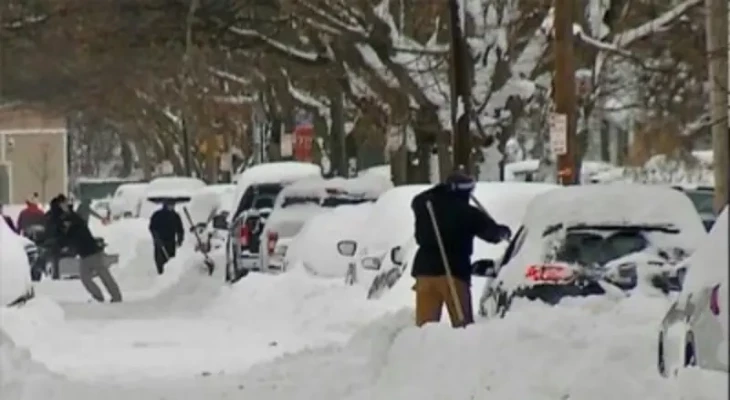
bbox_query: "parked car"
[673,185,717,231]
[109,182,149,220]
[260,176,389,273]
[226,161,322,282]
[363,182,557,300]
[657,206,728,378]
[137,176,206,219]
[0,217,34,306]
[478,184,706,318]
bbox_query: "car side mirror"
[390,246,403,266]
[212,213,229,230]
[362,256,381,271]
[337,240,357,257]
[472,259,497,277]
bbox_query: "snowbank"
[286,203,374,277]
[0,216,33,306]
[682,207,728,293]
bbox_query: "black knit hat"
[445,170,475,192]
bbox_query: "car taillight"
[525,264,575,282]
[710,284,721,316]
[267,231,278,255]
[239,225,250,246]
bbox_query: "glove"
[496,224,512,241]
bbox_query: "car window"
[554,229,649,266]
[685,190,715,215]
[500,226,526,267]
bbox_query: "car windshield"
[253,195,275,209]
[281,196,320,208]
[321,196,373,207]
[552,225,678,267]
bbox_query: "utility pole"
[552,0,578,185]
[180,0,200,177]
[705,0,729,212]
[448,0,472,175]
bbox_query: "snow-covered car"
[658,206,728,378]
[362,182,558,299]
[1,217,34,306]
[478,184,706,318]
[185,184,235,242]
[137,176,206,219]
[109,182,149,220]
[260,175,390,273]
[285,202,374,279]
[226,161,322,282]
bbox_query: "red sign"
[293,124,314,162]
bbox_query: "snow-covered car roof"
[273,175,391,209]
[144,176,206,199]
[497,183,707,288]
[114,182,149,195]
[231,162,322,213]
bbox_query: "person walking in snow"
[56,194,122,303]
[149,200,184,275]
[410,170,511,328]
[0,203,18,233]
[17,199,46,236]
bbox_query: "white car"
[260,175,390,272]
[137,176,207,219]
[478,184,706,318]
[1,217,34,306]
[658,206,728,378]
[109,182,149,220]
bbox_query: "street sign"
[549,113,568,156]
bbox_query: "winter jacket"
[149,207,184,246]
[410,184,507,284]
[59,211,101,258]
[17,202,45,233]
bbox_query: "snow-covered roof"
[144,176,206,198]
[231,162,322,214]
[274,175,392,209]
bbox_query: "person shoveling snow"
[149,199,184,276]
[410,171,511,328]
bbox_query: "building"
[0,105,68,204]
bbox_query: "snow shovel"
[182,206,216,276]
[425,200,466,326]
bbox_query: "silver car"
[657,208,728,377]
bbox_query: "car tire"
[684,331,697,367]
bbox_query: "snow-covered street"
[1,203,727,400]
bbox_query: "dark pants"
[153,241,176,275]
[413,276,474,328]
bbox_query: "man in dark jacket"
[149,200,184,275]
[56,195,122,302]
[411,171,511,328]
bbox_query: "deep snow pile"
[0,216,33,306]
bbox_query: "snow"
[285,203,375,277]
[230,162,322,218]
[681,207,728,293]
[143,176,206,199]
[1,181,724,399]
[273,175,392,209]
[109,183,149,219]
[186,184,235,226]
[497,184,707,289]
[0,216,33,306]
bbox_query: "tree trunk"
[706,0,729,212]
[329,86,347,177]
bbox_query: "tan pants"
[413,276,473,328]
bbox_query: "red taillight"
[525,264,575,282]
[710,284,721,316]
[239,225,250,246]
[267,231,278,255]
